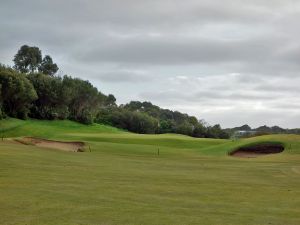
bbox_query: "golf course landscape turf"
[0,118,299,225]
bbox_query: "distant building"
[232,130,256,139]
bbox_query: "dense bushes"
[0,64,229,138]
[0,104,4,120]
[122,101,229,138]
[0,66,37,119]
[96,108,159,134]
[0,45,230,139]
[62,76,107,124]
[0,65,111,124]
[27,73,68,119]
[96,101,229,139]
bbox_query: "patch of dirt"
[230,143,284,158]
[16,137,85,152]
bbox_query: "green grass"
[0,118,299,225]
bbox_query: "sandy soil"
[230,143,284,158]
[18,137,85,152]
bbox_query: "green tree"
[63,76,104,124]
[38,55,59,76]
[205,124,229,139]
[130,111,158,134]
[108,109,158,134]
[193,123,207,138]
[105,94,117,106]
[0,83,3,119]
[159,119,175,133]
[13,45,42,73]
[27,73,69,120]
[0,67,37,118]
[176,122,193,136]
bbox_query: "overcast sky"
[1,0,300,128]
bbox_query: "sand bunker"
[17,137,85,152]
[230,143,284,158]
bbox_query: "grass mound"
[0,118,123,139]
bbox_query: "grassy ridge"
[0,118,122,138]
[2,118,298,155]
[0,118,299,225]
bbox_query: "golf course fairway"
[0,118,299,225]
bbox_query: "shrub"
[0,67,37,119]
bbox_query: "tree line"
[96,101,229,138]
[0,45,229,139]
[224,124,300,138]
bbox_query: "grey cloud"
[0,0,282,29]
[97,70,151,83]
[1,0,300,127]
[76,36,275,64]
[254,84,300,94]
[140,88,281,105]
[73,34,300,77]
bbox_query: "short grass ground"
[0,118,299,225]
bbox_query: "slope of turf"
[0,118,122,138]
[0,119,299,225]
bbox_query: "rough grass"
[0,118,299,225]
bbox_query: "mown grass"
[0,118,299,225]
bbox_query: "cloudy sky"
[1,0,300,128]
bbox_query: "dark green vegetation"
[13,45,58,75]
[226,124,300,138]
[97,101,228,138]
[0,45,228,138]
[0,118,299,225]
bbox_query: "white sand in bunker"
[19,137,85,152]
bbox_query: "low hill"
[0,118,122,138]
[1,118,300,155]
